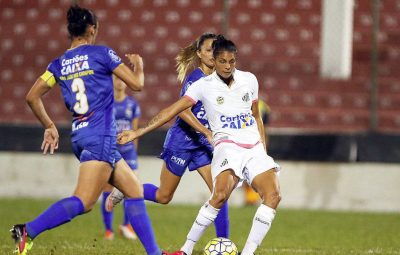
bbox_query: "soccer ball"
[203,237,238,255]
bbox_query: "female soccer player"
[10,5,171,255]
[101,75,141,240]
[118,35,281,255]
[107,33,229,238]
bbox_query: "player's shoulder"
[235,69,256,79]
[189,75,210,90]
[88,44,110,51]
[46,56,61,71]
[85,45,115,55]
[201,72,216,83]
[89,45,121,62]
[49,57,60,66]
[184,68,205,86]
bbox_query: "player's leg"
[143,149,188,204]
[197,163,230,238]
[32,160,111,235]
[111,159,162,255]
[120,156,138,240]
[241,169,280,255]
[143,162,182,203]
[101,183,115,240]
[180,170,238,255]
[12,160,111,254]
[241,145,281,255]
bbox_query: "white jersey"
[184,69,261,147]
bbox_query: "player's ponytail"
[67,5,97,38]
[212,34,237,58]
[176,33,217,83]
[176,41,197,84]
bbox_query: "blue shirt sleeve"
[179,70,203,97]
[46,59,60,83]
[103,47,123,72]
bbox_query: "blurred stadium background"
[0,0,400,253]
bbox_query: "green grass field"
[1,198,399,255]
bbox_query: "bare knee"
[210,190,229,208]
[157,190,174,204]
[123,184,143,199]
[263,191,282,209]
[75,195,97,213]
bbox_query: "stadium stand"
[0,0,399,133]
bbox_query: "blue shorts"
[160,147,212,177]
[72,135,122,168]
[117,143,138,170]
[120,150,138,170]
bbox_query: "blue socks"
[214,201,230,238]
[26,196,84,239]
[122,200,129,225]
[101,192,113,231]
[143,183,158,202]
[124,198,161,255]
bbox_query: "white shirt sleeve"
[184,79,203,103]
[250,73,259,102]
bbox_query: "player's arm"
[252,100,266,150]
[178,109,212,141]
[131,117,139,149]
[118,97,194,144]
[113,54,144,91]
[26,72,59,154]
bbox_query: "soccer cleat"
[10,224,33,255]
[105,188,124,212]
[162,251,186,255]
[104,230,114,240]
[165,251,187,255]
[119,224,137,240]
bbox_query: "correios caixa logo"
[220,112,255,129]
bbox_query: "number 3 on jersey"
[71,78,89,114]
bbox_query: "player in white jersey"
[118,35,281,255]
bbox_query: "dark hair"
[176,33,217,83]
[196,33,217,51]
[67,5,97,38]
[212,35,237,58]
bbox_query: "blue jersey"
[114,96,141,154]
[46,45,122,141]
[163,68,211,151]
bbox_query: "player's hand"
[117,130,139,145]
[41,123,59,155]
[125,54,143,69]
[205,130,214,147]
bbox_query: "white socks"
[181,202,219,255]
[241,204,276,255]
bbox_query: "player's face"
[197,38,215,69]
[214,51,236,79]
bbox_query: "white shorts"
[211,142,280,187]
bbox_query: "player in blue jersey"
[101,75,141,240]
[106,33,230,238]
[10,5,172,255]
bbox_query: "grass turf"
[1,198,399,254]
